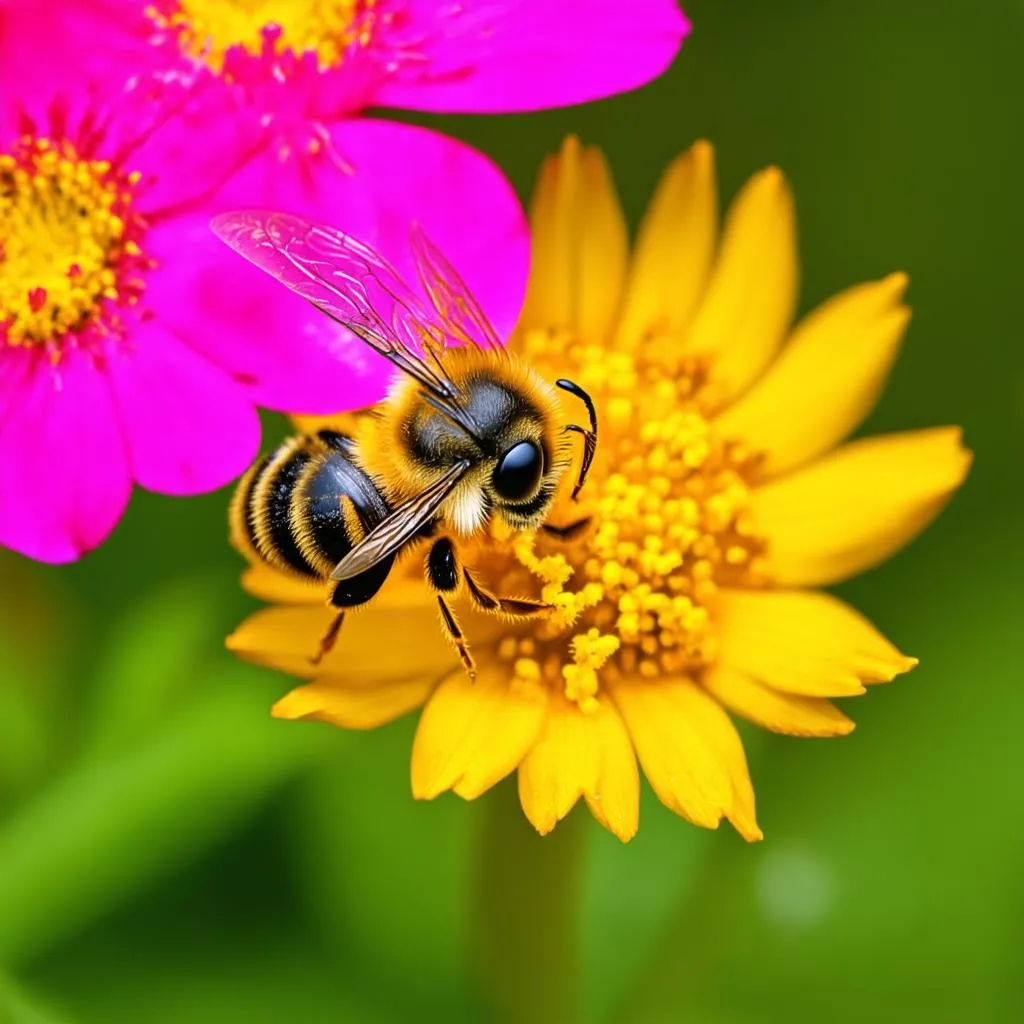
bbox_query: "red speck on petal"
[28,287,48,311]
[67,263,82,279]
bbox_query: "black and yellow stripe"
[228,430,391,581]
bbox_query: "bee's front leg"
[426,537,477,681]
[461,567,551,619]
[541,517,591,541]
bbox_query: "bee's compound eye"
[493,441,544,500]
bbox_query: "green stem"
[616,838,747,1023]
[470,779,587,1024]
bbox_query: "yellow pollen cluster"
[155,0,374,71]
[0,138,142,348]
[493,330,767,712]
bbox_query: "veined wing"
[211,210,457,399]
[330,460,471,581]
[410,223,504,352]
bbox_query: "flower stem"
[470,779,587,1024]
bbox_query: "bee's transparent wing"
[330,460,471,581]
[211,210,457,399]
[410,223,504,352]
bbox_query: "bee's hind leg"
[312,554,395,667]
[311,611,345,666]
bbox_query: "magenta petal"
[148,117,528,414]
[107,320,260,496]
[0,346,131,563]
[143,211,376,415]
[0,0,157,133]
[371,0,688,114]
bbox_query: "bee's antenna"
[556,379,598,500]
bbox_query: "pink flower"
[0,61,527,567]
[4,1,687,405]
[0,0,686,564]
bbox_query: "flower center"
[0,138,147,350]
[155,0,374,71]
[485,331,768,712]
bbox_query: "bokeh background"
[2,0,1022,1021]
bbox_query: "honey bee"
[215,211,598,677]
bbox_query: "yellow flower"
[228,137,971,843]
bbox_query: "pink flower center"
[0,137,148,350]
[151,0,377,72]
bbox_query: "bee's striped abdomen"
[246,437,320,578]
[229,431,390,581]
[293,436,391,576]
[265,448,319,577]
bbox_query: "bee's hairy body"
[215,209,599,676]
[231,429,397,607]
[230,348,572,611]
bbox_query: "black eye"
[493,441,544,500]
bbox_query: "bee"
[215,211,598,677]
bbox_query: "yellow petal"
[411,666,548,801]
[517,692,639,843]
[703,665,855,738]
[272,676,433,730]
[716,588,916,697]
[715,273,911,476]
[615,140,718,347]
[227,598,455,682]
[752,427,972,586]
[241,563,327,605]
[520,136,628,342]
[608,677,761,841]
[686,167,798,402]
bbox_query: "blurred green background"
[2,0,1022,1021]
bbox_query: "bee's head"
[409,352,574,536]
[488,436,558,531]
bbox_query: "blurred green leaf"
[291,718,478,1018]
[0,685,50,804]
[0,973,70,1024]
[80,573,235,760]
[0,560,76,801]
[0,664,321,966]
[26,931,392,1024]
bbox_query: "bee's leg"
[311,611,345,666]
[541,517,591,541]
[462,568,551,618]
[427,537,477,680]
[437,594,477,681]
[312,554,395,666]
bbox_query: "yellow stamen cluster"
[493,330,767,712]
[0,138,143,348]
[154,0,375,71]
